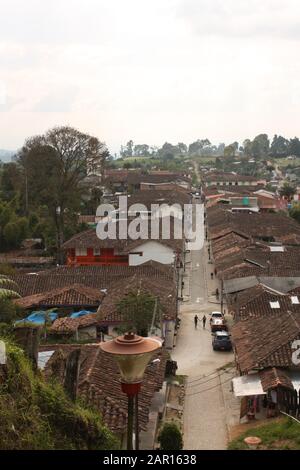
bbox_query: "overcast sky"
[1,0,300,154]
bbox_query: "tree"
[18,126,108,262]
[133,144,150,157]
[120,140,134,158]
[158,142,179,158]
[243,139,253,157]
[251,134,270,159]
[289,203,300,224]
[270,135,289,158]
[3,219,28,249]
[279,183,296,200]
[188,139,211,156]
[116,291,158,337]
[288,137,300,157]
[224,144,236,159]
[0,162,23,201]
[158,423,183,450]
[177,142,188,155]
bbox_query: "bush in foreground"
[158,422,183,450]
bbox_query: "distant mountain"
[0,149,16,162]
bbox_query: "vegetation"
[0,338,119,450]
[0,125,109,259]
[289,202,300,224]
[228,417,300,450]
[279,183,296,199]
[0,275,20,301]
[116,291,161,337]
[158,422,183,450]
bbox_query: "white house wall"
[129,240,175,265]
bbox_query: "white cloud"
[0,0,300,152]
[178,0,300,39]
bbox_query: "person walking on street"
[202,314,207,329]
[194,315,199,329]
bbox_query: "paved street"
[172,226,235,450]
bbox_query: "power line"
[186,376,233,397]
[187,368,234,388]
[187,365,235,385]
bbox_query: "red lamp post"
[100,332,162,450]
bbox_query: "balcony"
[67,255,129,266]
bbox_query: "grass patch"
[228,417,300,450]
[273,157,300,168]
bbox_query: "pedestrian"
[211,272,214,280]
[194,315,199,329]
[216,288,219,300]
[202,314,207,329]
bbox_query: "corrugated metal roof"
[259,277,300,293]
[232,374,266,397]
[223,276,259,294]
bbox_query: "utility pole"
[220,278,224,314]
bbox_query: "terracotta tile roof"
[42,343,167,433]
[50,317,79,334]
[127,190,191,208]
[259,367,294,391]
[203,185,265,197]
[15,284,104,309]
[216,244,300,280]
[50,313,99,334]
[62,222,184,253]
[98,274,177,323]
[207,206,300,244]
[232,284,300,321]
[203,172,259,182]
[212,232,250,261]
[103,170,191,186]
[6,264,174,297]
[231,311,300,372]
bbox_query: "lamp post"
[100,332,162,450]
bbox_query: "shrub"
[158,422,183,450]
[0,338,120,450]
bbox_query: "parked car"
[210,311,224,323]
[210,316,227,332]
[212,331,232,351]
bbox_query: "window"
[269,301,280,309]
[94,248,100,256]
[76,248,87,256]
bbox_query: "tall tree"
[116,291,159,337]
[188,139,211,156]
[288,137,300,157]
[270,135,289,157]
[251,134,270,159]
[18,126,108,262]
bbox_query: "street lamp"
[100,332,162,450]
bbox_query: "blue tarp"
[70,310,93,319]
[16,310,58,325]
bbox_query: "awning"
[232,374,266,397]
